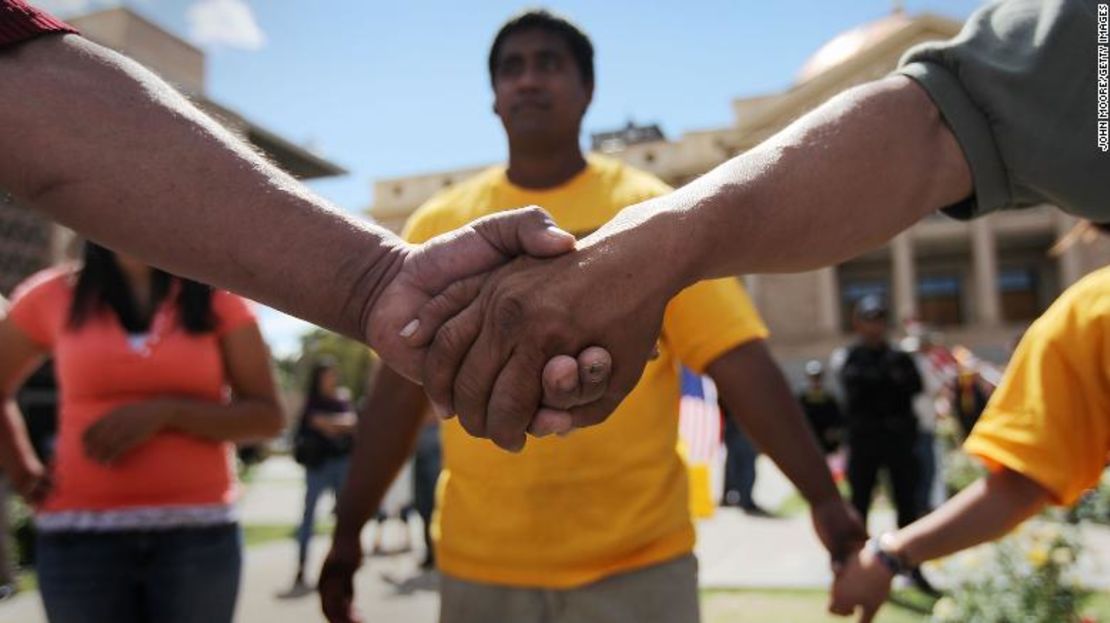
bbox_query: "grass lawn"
[242,522,332,547]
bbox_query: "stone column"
[891,232,917,323]
[816,266,841,335]
[1056,213,1084,289]
[742,274,761,305]
[972,217,1001,325]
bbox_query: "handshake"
[363,204,682,451]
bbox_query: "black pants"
[722,419,757,506]
[848,429,921,528]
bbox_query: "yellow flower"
[1027,545,1050,567]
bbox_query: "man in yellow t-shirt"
[320,10,861,623]
[831,262,1110,621]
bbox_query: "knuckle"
[520,205,548,226]
[443,276,481,307]
[423,293,456,324]
[432,322,465,357]
[492,295,526,331]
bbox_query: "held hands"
[828,544,895,623]
[400,227,674,452]
[810,497,868,571]
[363,206,582,383]
[364,204,687,451]
[363,207,614,438]
[808,498,885,622]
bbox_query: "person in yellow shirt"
[317,9,862,623]
[829,262,1110,623]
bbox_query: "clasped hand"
[365,206,673,451]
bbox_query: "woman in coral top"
[0,243,283,623]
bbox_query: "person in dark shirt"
[798,360,844,455]
[835,296,923,527]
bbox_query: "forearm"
[708,341,840,505]
[163,397,283,442]
[596,76,971,288]
[889,468,1050,566]
[0,35,402,341]
[332,368,427,544]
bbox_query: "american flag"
[679,367,722,465]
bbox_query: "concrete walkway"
[3,455,1109,622]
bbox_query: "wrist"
[357,239,412,349]
[15,456,44,480]
[869,532,914,576]
[583,201,692,302]
[330,523,362,551]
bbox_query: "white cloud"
[186,0,265,50]
[33,0,120,17]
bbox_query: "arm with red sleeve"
[0,1,76,46]
[0,8,605,412]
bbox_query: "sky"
[34,0,985,356]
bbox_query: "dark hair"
[303,356,339,407]
[488,9,594,87]
[68,242,214,334]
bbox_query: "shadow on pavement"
[275,583,316,600]
[381,570,439,596]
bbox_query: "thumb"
[414,206,574,293]
[859,603,878,623]
[468,206,575,259]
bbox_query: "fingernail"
[587,362,605,381]
[431,402,451,419]
[399,319,420,338]
[544,225,573,240]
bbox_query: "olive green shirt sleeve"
[896,0,1108,222]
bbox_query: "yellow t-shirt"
[964,266,1110,506]
[403,155,768,588]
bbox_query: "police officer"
[834,296,922,526]
[833,295,939,593]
